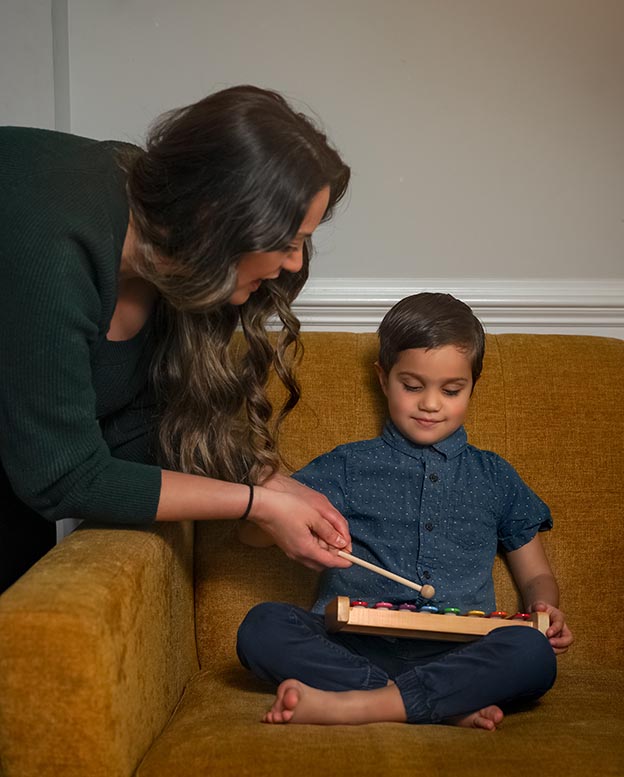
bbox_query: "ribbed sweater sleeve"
[0,128,161,523]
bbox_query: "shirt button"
[425,522,434,531]
[429,473,439,482]
[423,570,431,579]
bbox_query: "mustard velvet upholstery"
[1,333,623,777]
[0,522,197,777]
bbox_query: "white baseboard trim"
[292,278,624,338]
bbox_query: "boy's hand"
[531,601,574,654]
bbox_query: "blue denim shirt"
[293,421,552,615]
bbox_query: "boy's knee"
[498,626,557,691]
[236,602,288,666]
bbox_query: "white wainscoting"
[292,278,624,338]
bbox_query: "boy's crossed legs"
[237,602,556,731]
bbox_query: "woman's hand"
[263,472,351,544]
[531,601,574,654]
[247,477,352,571]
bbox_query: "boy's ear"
[374,361,389,396]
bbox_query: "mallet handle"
[337,550,431,595]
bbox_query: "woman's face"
[229,186,330,305]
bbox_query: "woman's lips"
[251,274,280,290]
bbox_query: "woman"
[0,85,352,593]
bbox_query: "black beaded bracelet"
[239,484,254,520]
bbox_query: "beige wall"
[2,1,623,288]
[0,0,55,130]
[66,0,624,281]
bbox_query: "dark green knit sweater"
[0,127,161,524]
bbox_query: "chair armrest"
[0,521,198,777]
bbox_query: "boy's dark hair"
[377,293,486,384]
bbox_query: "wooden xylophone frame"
[325,596,549,642]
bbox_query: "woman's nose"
[282,248,304,273]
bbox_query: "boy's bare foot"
[445,705,504,731]
[263,679,504,730]
[263,679,407,725]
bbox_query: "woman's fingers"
[309,511,350,551]
[319,508,351,550]
[266,475,352,548]
[275,519,352,570]
[251,485,352,569]
[274,483,352,552]
[296,542,352,571]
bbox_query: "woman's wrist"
[245,485,284,531]
[246,485,262,522]
[238,484,254,520]
[157,470,269,523]
[236,488,275,547]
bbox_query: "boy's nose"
[418,391,441,412]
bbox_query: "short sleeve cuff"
[499,515,553,552]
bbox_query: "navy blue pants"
[237,602,557,724]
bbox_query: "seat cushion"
[135,662,623,777]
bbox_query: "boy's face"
[376,345,473,446]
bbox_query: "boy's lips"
[413,417,441,427]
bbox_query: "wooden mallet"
[337,550,436,599]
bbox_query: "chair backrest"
[194,333,624,670]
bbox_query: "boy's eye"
[403,384,422,392]
[443,389,461,396]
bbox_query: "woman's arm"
[157,470,352,571]
[506,534,573,654]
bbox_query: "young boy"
[237,293,573,730]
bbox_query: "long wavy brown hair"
[120,86,350,484]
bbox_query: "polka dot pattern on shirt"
[293,421,552,615]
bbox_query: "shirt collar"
[381,420,468,460]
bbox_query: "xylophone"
[325,596,549,643]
